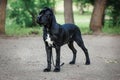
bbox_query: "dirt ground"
[0,35,120,80]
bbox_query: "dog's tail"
[60,62,64,66]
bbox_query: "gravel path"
[0,35,120,80]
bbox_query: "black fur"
[37,7,90,72]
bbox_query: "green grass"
[102,20,120,34]
[5,24,42,36]
[102,26,120,34]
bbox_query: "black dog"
[37,7,90,72]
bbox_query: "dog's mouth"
[36,17,41,24]
[37,21,49,27]
[37,13,51,27]
[36,20,44,26]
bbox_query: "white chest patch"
[45,34,53,46]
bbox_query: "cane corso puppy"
[37,7,90,72]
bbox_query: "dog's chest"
[45,33,53,46]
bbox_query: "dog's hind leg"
[68,41,77,64]
[74,35,90,65]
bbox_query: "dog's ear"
[39,7,53,15]
[43,7,53,15]
[39,9,45,15]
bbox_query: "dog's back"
[58,23,81,44]
[62,23,81,35]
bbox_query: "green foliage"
[6,0,120,36]
[7,0,55,27]
[102,20,120,34]
[6,11,120,36]
[73,0,92,14]
[74,0,120,27]
[74,0,92,4]
[106,0,120,27]
[6,12,92,36]
[74,0,94,6]
[102,25,120,34]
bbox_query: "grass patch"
[5,24,42,36]
[102,20,120,34]
[102,26,120,34]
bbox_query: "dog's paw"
[53,68,60,72]
[69,61,75,64]
[85,61,90,65]
[43,68,51,72]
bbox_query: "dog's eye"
[44,14,49,18]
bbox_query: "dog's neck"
[45,14,59,32]
[49,14,57,28]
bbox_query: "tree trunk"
[64,0,74,24]
[79,4,84,14]
[90,0,107,33]
[0,0,7,34]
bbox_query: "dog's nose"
[37,15,41,21]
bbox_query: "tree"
[74,0,89,14]
[8,0,55,27]
[64,0,74,24]
[90,0,107,33]
[107,0,120,27]
[0,0,7,34]
[74,0,120,33]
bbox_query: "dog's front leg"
[44,43,52,72]
[54,46,61,72]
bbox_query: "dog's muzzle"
[37,17,41,24]
[37,15,43,24]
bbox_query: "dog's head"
[37,7,53,27]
